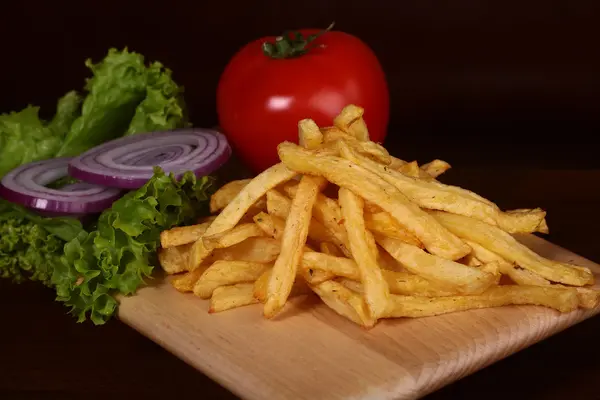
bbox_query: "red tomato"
[217,26,390,174]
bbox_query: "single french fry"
[193,260,270,299]
[339,188,390,319]
[209,283,260,313]
[266,189,292,217]
[189,163,297,270]
[210,179,252,213]
[254,268,311,302]
[376,235,498,294]
[202,223,266,250]
[170,268,207,293]
[208,237,281,264]
[298,119,324,149]
[310,280,375,328]
[364,211,422,247]
[160,222,210,248]
[253,212,286,239]
[277,142,470,260]
[384,285,580,318]
[158,243,193,274]
[421,159,451,178]
[253,268,272,302]
[333,104,370,141]
[264,175,322,318]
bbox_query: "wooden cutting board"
[118,234,600,400]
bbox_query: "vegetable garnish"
[69,129,231,189]
[0,47,227,325]
[0,158,122,215]
[53,168,215,325]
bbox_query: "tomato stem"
[262,22,335,59]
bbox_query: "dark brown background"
[2,1,600,399]
[3,0,600,167]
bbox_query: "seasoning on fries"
[158,104,599,328]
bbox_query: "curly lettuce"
[0,200,84,285]
[56,48,189,157]
[0,169,214,325]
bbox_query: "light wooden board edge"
[117,234,600,400]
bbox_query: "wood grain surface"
[118,233,600,400]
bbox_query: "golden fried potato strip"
[364,211,422,247]
[298,119,324,150]
[208,237,281,264]
[339,188,390,318]
[376,235,498,294]
[210,179,252,213]
[170,268,207,293]
[421,159,451,178]
[160,222,210,248]
[202,223,266,250]
[384,285,580,317]
[264,175,322,318]
[310,280,375,328]
[158,243,193,275]
[333,104,370,141]
[209,283,259,313]
[193,260,270,299]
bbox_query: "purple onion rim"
[68,129,232,189]
[0,157,123,214]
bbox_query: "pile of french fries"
[158,105,599,328]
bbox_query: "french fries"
[338,188,390,318]
[159,105,598,328]
[264,175,323,318]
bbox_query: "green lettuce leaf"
[0,200,84,286]
[56,48,188,157]
[125,61,190,134]
[0,91,83,179]
[52,168,214,325]
[48,90,83,138]
[55,48,149,157]
[0,106,61,179]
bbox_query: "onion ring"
[68,129,231,189]
[0,158,123,214]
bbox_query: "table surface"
[2,162,600,400]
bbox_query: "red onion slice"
[68,129,231,189]
[0,158,123,214]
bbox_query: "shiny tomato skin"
[217,29,390,174]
